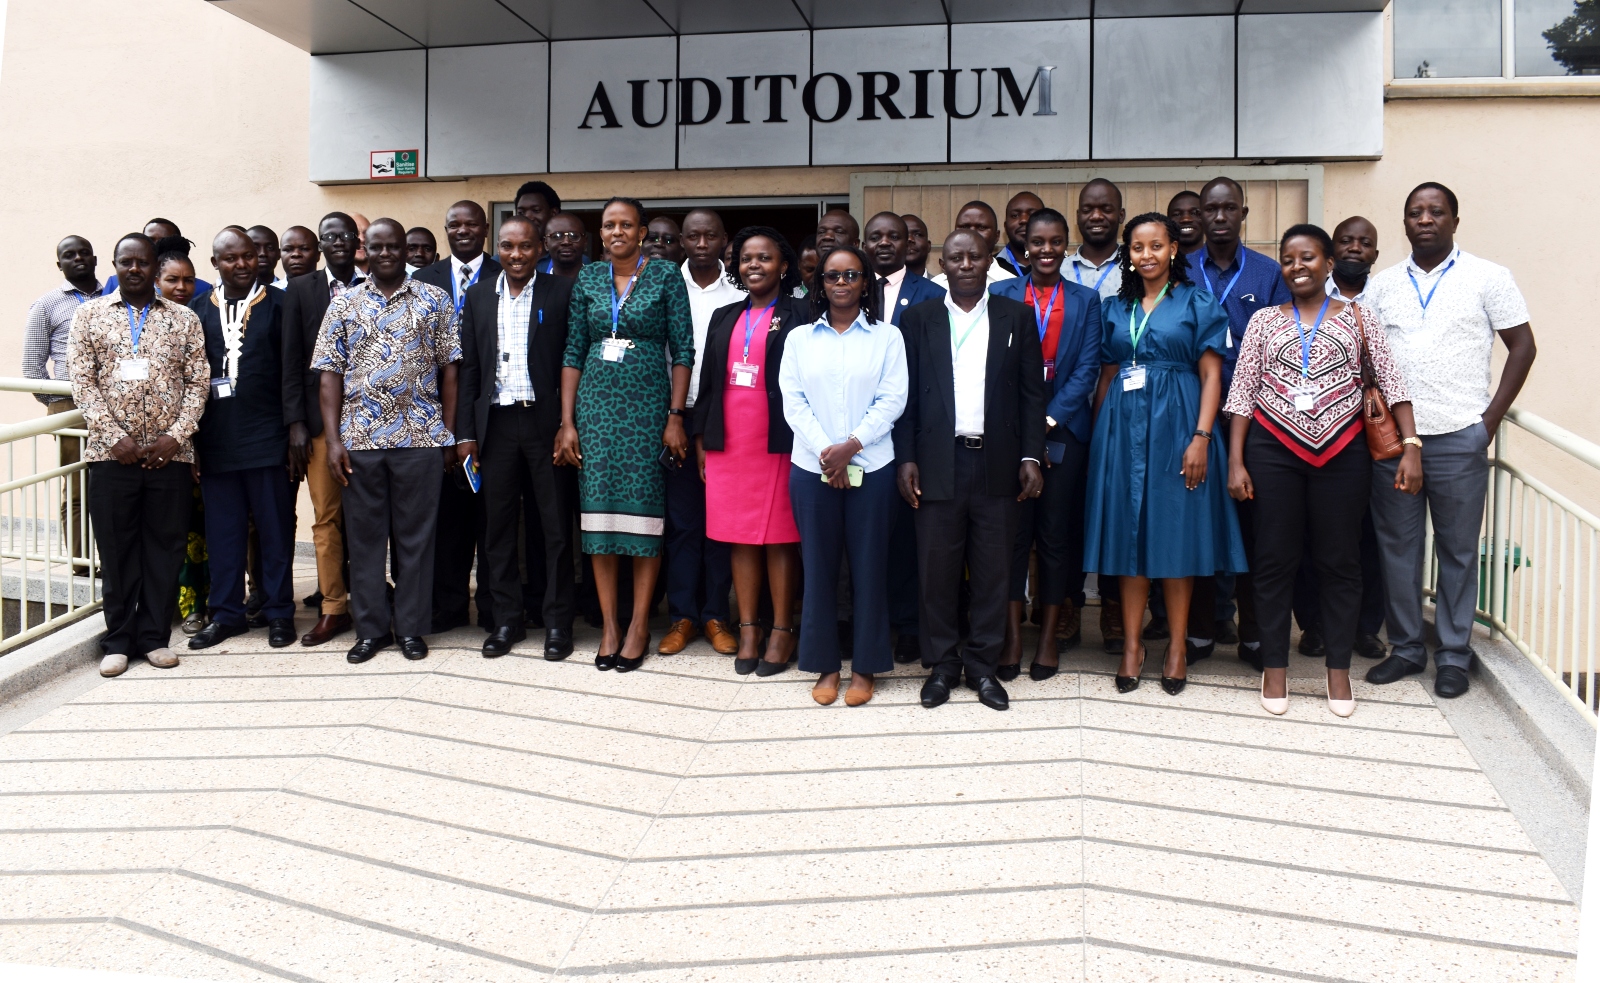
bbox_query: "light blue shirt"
[779,311,907,475]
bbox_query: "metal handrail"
[0,377,71,396]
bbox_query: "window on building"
[1394,0,1600,78]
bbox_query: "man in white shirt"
[929,201,1017,289]
[1363,183,1536,699]
[895,230,1046,712]
[658,208,742,657]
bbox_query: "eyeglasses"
[643,233,680,245]
[821,269,864,284]
[544,231,583,243]
[319,232,357,244]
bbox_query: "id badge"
[209,378,234,400]
[601,337,630,363]
[117,358,149,382]
[1043,358,1056,382]
[730,362,759,388]
[1294,391,1315,413]
[1120,365,1146,391]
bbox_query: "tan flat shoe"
[99,653,128,677]
[813,679,839,705]
[145,647,179,669]
[844,674,875,707]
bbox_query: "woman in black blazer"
[693,227,808,676]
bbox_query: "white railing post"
[1490,420,1510,640]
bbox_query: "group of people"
[27,173,1535,717]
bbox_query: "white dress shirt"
[931,259,1015,290]
[878,265,906,315]
[1325,275,1367,304]
[681,260,745,407]
[450,253,486,304]
[945,292,991,437]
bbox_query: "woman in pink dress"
[692,227,810,676]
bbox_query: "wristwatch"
[667,408,686,417]
[1401,436,1423,449]
[1045,415,1058,430]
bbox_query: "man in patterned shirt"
[313,218,462,664]
[68,233,209,677]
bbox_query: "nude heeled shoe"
[1260,672,1288,716]
[1326,674,1356,718]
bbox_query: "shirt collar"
[61,280,102,297]
[495,269,535,298]
[1069,249,1118,271]
[329,267,364,287]
[943,290,989,321]
[681,259,730,294]
[1203,241,1243,273]
[811,309,874,333]
[451,253,485,278]
[1405,246,1460,278]
[883,266,906,287]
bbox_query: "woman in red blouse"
[1225,225,1421,717]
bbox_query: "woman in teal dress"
[556,197,694,673]
[1084,212,1247,696]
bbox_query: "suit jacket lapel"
[984,301,1011,405]
[929,306,955,426]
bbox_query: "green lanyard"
[1126,284,1169,365]
[949,305,984,353]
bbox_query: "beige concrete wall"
[2,1,1595,512]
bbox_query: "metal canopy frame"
[210,0,1391,54]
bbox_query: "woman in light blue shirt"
[780,246,908,708]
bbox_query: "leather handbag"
[1351,302,1404,461]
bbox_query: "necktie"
[459,264,472,296]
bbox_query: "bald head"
[211,227,259,296]
[444,201,488,262]
[816,209,859,251]
[212,227,253,256]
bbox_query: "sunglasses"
[821,269,864,284]
[319,232,358,244]
[544,231,583,243]
[644,233,680,245]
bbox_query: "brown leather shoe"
[844,673,875,707]
[658,618,697,655]
[704,619,739,655]
[301,613,352,647]
[813,678,839,706]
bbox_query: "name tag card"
[601,338,630,363]
[209,378,234,400]
[1293,383,1316,413]
[730,362,759,387]
[117,359,149,381]
[1120,365,1146,391]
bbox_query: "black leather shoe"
[188,620,248,650]
[1186,639,1215,664]
[267,619,296,648]
[482,624,526,658]
[974,675,1010,710]
[1238,645,1265,673]
[595,652,616,670]
[613,653,646,673]
[399,636,428,660]
[347,634,393,663]
[1355,633,1387,660]
[996,662,1021,682]
[893,633,920,664]
[1115,647,1147,693]
[1161,675,1187,696]
[734,656,760,675]
[1366,654,1424,685]
[1434,665,1471,698]
[1028,659,1059,682]
[920,672,959,708]
[1298,628,1326,659]
[544,628,574,661]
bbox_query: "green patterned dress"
[563,258,694,556]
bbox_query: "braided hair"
[809,245,881,323]
[725,226,802,294]
[1115,212,1192,302]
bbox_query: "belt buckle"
[960,435,984,450]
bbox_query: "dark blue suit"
[887,270,945,326]
[884,269,947,641]
[989,275,1103,609]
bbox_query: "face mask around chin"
[1333,258,1372,285]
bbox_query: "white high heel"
[1326,673,1356,718]
[1260,672,1288,716]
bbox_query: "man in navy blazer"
[865,211,947,661]
[988,207,1103,677]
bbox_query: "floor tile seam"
[0,787,283,798]
[1083,936,1376,983]
[396,696,704,743]
[631,833,1076,863]
[665,792,1076,817]
[1079,835,1573,905]
[92,670,428,679]
[1076,671,1087,982]
[592,881,1084,914]
[0,825,232,835]
[357,722,689,778]
[550,935,1086,977]
[509,657,749,684]
[705,723,1078,744]
[1085,883,1577,958]
[278,789,629,860]
[1124,674,1437,708]
[107,917,327,983]
[0,754,327,764]
[429,670,732,713]
[15,724,359,735]
[1081,794,1542,856]
[684,756,1083,778]
[1083,758,1513,812]
[1076,694,1462,740]
[127,866,562,975]
[0,916,106,925]
[0,867,172,876]
[1080,725,1485,774]
[551,657,750,976]
[311,753,661,816]
[67,697,401,707]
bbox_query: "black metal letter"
[629,78,672,128]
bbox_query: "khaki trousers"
[48,400,85,561]
[307,434,349,615]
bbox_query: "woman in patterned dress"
[154,248,208,635]
[556,198,695,673]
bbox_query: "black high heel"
[734,621,763,675]
[595,653,617,671]
[1028,659,1059,681]
[996,662,1021,682]
[756,625,797,677]
[1115,647,1147,694]
[1161,646,1188,695]
[613,633,650,673]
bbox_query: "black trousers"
[201,465,296,627]
[1010,432,1088,606]
[88,461,192,656]
[345,448,443,639]
[433,463,490,629]
[1245,425,1371,670]
[790,463,895,675]
[1292,508,1386,636]
[480,405,575,631]
[917,444,1018,678]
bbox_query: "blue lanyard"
[1000,245,1025,272]
[1026,281,1061,343]
[739,297,777,361]
[126,303,151,352]
[452,260,484,313]
[1072,258,1113,294]
[1290,296,1331,378]
[1406,257,1456,314]
[1199,256,1246,309]
[608,257,644,337]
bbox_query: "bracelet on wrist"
[1193,429,1212,441]
[667,408,686,418]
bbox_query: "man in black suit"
[411,200,502,633]
[895,230,1046,712]
[453,216,575,659]
[281,211,364,647]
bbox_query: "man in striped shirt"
[22,235,102,564]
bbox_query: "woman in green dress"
[556,197,695,672]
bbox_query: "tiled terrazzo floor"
[0,573,1578,982]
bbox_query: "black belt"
[957,435,984,450]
